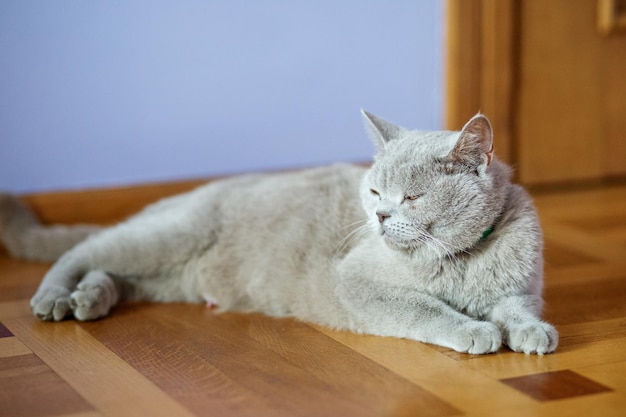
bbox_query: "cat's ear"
[361,110,403,151]
[448,113,494,169]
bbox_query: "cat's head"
[360,111,510,256]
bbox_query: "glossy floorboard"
[1,181,625,417]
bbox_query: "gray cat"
[0,112,558,354]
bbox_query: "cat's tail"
[0,193,101,262]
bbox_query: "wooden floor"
[1,181,626,417]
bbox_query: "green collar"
[480,226,495,241]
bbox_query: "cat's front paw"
[30,285,73,321]
[451,321,502,354]
[70,271,118,321]
[506,322,558,354]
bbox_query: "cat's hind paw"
[451,321,502,354]
[506,322,558,355]
[30,285,73,321]
[70,271,119,321]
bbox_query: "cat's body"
[0,112,558,354]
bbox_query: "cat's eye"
[370,189,380,199]
[404,193,423,202]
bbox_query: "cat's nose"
[376,211,390,224]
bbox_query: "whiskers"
[421,232,456,260]
[413,230,461,261]
[335,219,371,255]
[333,218,463,262]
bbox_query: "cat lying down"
[0,112,558,355]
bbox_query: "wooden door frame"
[445,0,518,166]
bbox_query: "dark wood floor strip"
[0,354,94,417]
[501,370,613,401]
[0,321,13,338]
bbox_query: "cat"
[0,111,558,355]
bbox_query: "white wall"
[0,1,443,193]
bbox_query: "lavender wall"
[0,1,443,193]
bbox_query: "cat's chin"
[381,230,456,256]
[381,232,413,251]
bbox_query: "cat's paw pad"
[506,322,558,354]
[70,286,109,321]
[70,273,117,321]
[453,321,502,354]
[30,285,73,321]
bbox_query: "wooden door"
[446,0,626,186]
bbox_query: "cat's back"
[217,163,367,239]
[136,163,366,226]
[221,163,365,209]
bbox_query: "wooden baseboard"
[20,178,208,226]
